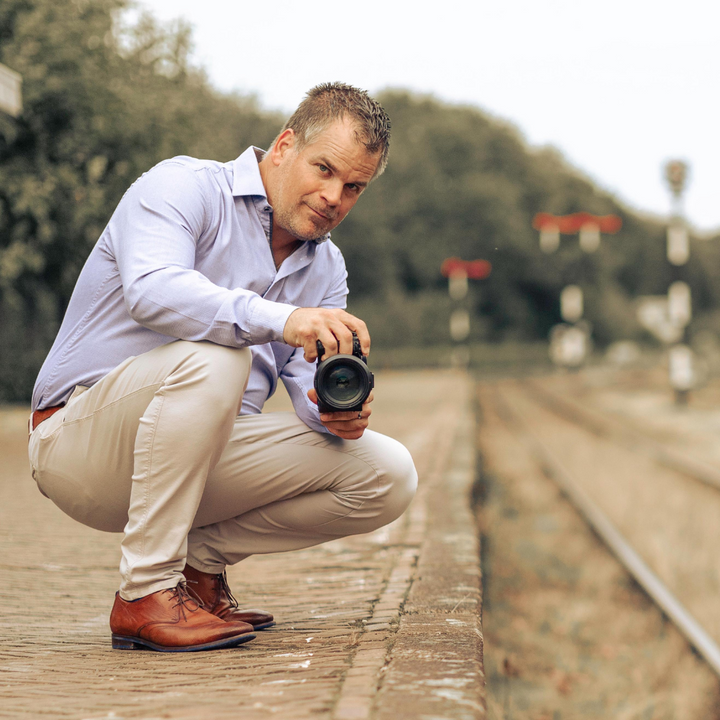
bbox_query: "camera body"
[314,333,374,414]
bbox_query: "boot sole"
[252,621,276,631]
[111,632,256,652]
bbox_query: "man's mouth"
[307,204,335,222]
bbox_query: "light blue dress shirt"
[32,147,349,433]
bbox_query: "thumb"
[307,387,318,405]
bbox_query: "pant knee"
[165,342,252,414]
[360,438,417,530]
[381,442,418,521]
[184,341,251,382]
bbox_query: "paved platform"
[0,370,484,719]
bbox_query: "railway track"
[522,377,720,492]
[480,375,720,681]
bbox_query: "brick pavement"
[0,370,484,719]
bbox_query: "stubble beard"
[274,202,331,242]
[273,163,337,241]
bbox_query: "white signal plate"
[0,63,22,117]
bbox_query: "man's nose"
[321,180,343,207]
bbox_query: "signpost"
[533,212,622,239]
[440,257,491,368]
[533,212,622,369]
[663,160,693,404]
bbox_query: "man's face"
[270,119,381,242]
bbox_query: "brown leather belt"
[30,405,64,432]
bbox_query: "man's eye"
[346,184,359,193]
[318,164,329,173]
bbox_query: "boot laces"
[219,571,239,609]
[183,577,206,607]
[163,582,201,619]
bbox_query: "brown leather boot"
[110,583,256,652]
[183,564,275,630]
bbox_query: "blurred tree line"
[1,0,719,401]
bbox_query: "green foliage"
[0,1,715,402]
[337,91,659,346]
[0,0,282,400]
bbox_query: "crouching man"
[28,83,417,652]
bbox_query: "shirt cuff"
[249,297,298,344]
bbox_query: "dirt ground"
[476,378,720,720]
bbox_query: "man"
[27,83,417,653]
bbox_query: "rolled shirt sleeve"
[109,162,297,347]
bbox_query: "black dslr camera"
[314,332,374,414]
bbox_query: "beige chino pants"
[28,341,417,600]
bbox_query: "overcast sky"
[134,0,719,232]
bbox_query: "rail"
[490,383,720,679]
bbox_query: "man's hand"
[307,388,373,440]
[283,308,370,362]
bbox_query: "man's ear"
[271,129,297,166]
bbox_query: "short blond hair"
[278,82,391,179]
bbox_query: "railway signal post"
[440,257,491,368]
[664,160,693,405]
[533,212,622,369]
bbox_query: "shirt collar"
[231,146,268,199]
[230,146,330,244]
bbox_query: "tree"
[0,0,281,400]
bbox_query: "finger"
[303,339,318,362]
[320,410,367,422]
[298,325,322,362]
[304,329,333,362]
[329,321,355,356]
[323,423,367,440]
[307,388,318,405]
[316,327,339,359]
[321,416,369,434]
[338,313,370,356]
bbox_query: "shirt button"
[264,206,271,212]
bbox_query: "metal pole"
[663,161,693,405]
[448,269,470,368]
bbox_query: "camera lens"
[314,353,373,412]
[326,363,364,405]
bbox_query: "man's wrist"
[249,297,298,344]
